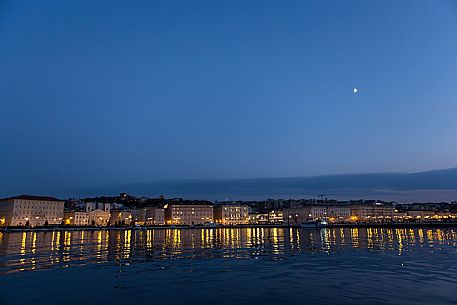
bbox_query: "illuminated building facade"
[0,195,64,227]
[326,206,351,222]
[86,202,110,226]
[405,210,436,218]
[164,204,213,225]
[282,207,310,225]
[214,205,249,225]
[110,210,135,225]
[350,202,395,221]
[268,210,284,224]
[64,211,89,226]
[248,213,269,224]
[144,207,165,225]
[283,205,351,224]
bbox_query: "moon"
[353,88,358,93]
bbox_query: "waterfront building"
[144,207,165,225]
[64,211,89,226]
[0,195,64,227]
[283,207,311,225]
[268,210,283,224]
[164,204,213,225]
[134,208,148,225]
[402,210,457,220]
[214,205,249,225]
[283,204,351,224]
[248,213,269,224]
[350,202,395,221]
[86,202,111,226]
[406,210,436,218]
[110,210,135,225]
[326,206,351,222]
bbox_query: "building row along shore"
[1,194,457,228]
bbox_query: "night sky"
[1,1,457,196]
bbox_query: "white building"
[144,207,165,225]
[0,195,65,227]
[86,202,111,226]
[164,204,213,225]
[64,211,89,226]
[214,205,249,225]
[283,205,351,224]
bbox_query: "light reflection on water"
[1,227,457,305]
[0,227,456,274]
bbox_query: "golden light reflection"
[80,231,85,254]
[330,228,336,246]
[31,232,37,254]
[395,229,404,255]
[172,229,181,249]
[435,229,444,243]
[146,230,153,249]
[246,227,252,247]
[351,228,359,248]
[51,231,55,251]
[96,231,102,259]
[104,231,109,260]
[386,229,394,250]
[124,230,131,258]
[20,232,27,269]
[288,228,294,246]
[63,231,72,262]
[418,229,424,244]
[339,228,345,246]
[296,228,300,250]
[209,228,214,248]
[367,228,374,249]
[234,228,241,249]
[3,227,457,274]
[64,231,71,247]
[408,229,416,246]
[426,229,433,244]
[200,229,206,248]
[272,227,279,254]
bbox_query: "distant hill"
[68,168,457,201]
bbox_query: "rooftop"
[1,195,64,202]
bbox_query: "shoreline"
[2,222,457,232]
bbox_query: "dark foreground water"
[1,228,457,305]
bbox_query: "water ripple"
[1,227,457,305]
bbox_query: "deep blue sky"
[1,0,457,196]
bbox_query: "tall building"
[164,204,213,225]
[214,205,249,225]
[0,195,65,227]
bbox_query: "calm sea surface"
[1,227,457,305]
